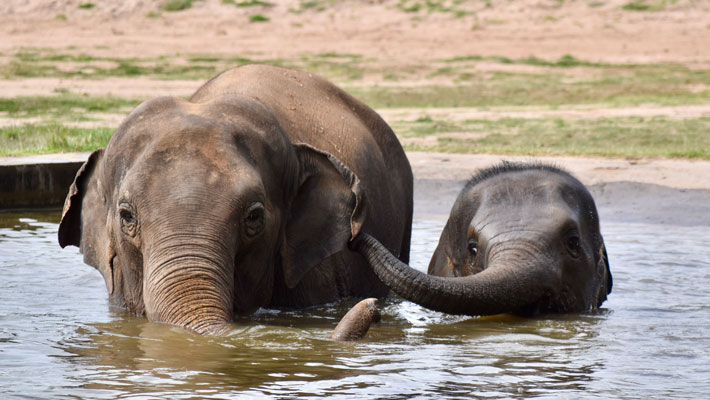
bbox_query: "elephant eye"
[565,233,582,258]
[119,205,138,237]
[244,202,265,238]
[467,239,478,257]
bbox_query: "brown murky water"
[1,211,709,398]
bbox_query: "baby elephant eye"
[467,239,478,257]
[565,234,582,258]
[244,202,265,237]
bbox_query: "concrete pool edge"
[0,153,88,210]
[2,152,709,227]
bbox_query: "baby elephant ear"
[280,143,366,288]
[600,240,612,295]
[58,149,115,294]
[58,149,104,248]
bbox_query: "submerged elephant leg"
[331,298,381,341]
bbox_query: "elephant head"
[354,162,612,317]
[58,94,371,334]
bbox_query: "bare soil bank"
[2,0,709,64]
[409,152,710,227]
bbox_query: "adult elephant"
[354,162,612,317]
[58,64,413,334]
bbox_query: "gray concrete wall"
[0,155,86,210]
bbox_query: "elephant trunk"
[144,241,234,335]
[353,233,558,316]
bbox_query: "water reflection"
[2,212,709,398]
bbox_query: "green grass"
[0,123,114,156]
[302,54,366,81]
[348,65,710,108]
[0,49,288,80]
[443,54,608,68]
[249,14,270,22]
[223,0,272,6]
[78,3,96,9]
[395,116,710,158]
[0,94,140,117]
[621,0,669,11]
[396,0,474,16]
[0,59,218,80]
[161,0,195,11]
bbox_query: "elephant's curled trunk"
[352,233,557,316]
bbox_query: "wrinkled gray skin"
[59,64,413,334]
[354,162,611,317]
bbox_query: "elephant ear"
[280,143,365,288]
[600,239,612,294]
[58,149,115,294]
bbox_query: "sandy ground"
[407,152,710,226]
[2,0,709,64]
[1,0,708,224]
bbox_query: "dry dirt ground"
[1,0,709,223]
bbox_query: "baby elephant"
[354,161,612,317]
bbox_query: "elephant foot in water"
[331,298,381,341]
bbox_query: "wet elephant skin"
[58,64,413,334]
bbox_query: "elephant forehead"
[471,173,581,228]
[478,170,577,204]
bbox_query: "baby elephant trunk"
[144,244,235,335]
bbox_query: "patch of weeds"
[189,54,221,62]
[456,72,473,82]
[55,14,67,21]
[588,1,605,7]
[485,18,506,25]
[316,52,363,61]
[443,55,484,63]
[0,94,140,117]
[397,1,421,12]
[428,66,457,77]
[0,61,64,79]
[621,0,667,11]
[146,11,162,18]
[396,0,475,17]
[444,53,607,68]
[78,3,95,9]
[302,55,365,81]
[227,56,256,64]
[397,116,710,159]
[249,14,270,22]
[347,63,710,109]
[161,0,195,12]
[291,0,328,13]
[622,0,651,10]
[521,54,606,68]
[224,0,273,6]
[0,123,114,156]
[15,51,97,63]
